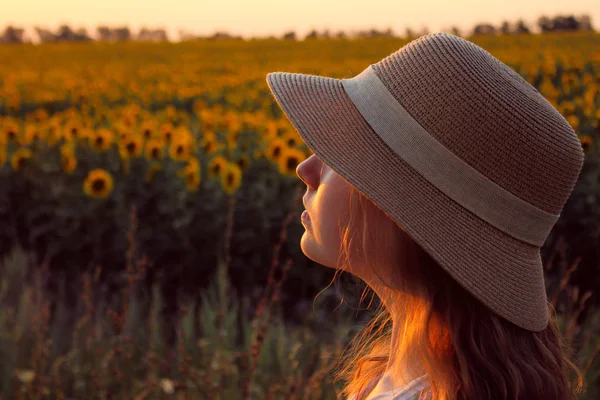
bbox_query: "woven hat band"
[341,65,559,247]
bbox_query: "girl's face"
[296,153,353,271]
[296,153,405,288]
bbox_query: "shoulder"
[346,374,431,400]
[346,390,430,400]
[382,375,431,400]
[385,387,431,400]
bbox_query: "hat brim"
[266,71,548,331]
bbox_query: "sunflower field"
[0,37,323,354]
[0,31,599,398]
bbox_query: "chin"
[300,235,338,270]
[299,233,313,258]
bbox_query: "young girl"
[266,32,585,399]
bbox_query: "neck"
[383,317,424,388]
[367,285,426,396]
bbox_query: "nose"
[296,153,320,190]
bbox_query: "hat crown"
[371,32,584,216]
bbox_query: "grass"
[0,198,598,399]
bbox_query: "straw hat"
[265,32,584,332]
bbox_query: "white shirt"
[347,374,430,400]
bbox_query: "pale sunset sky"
[3,0,599,41]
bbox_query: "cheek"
[317,190,351,251]
[318,211,343,249]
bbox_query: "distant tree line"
[0,25,168,43]
[0,13,595,44]
[471,14,594,36]
[295,14,595,41]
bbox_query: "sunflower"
[160,123,175,143]
[220,162,242,195]
[145,139,165,161]
[278,147,306,177]
[229,118,242,134]
[208,155,228,179]
[234,154,250,171]
[264,120,279,140]
[200,136,223,155]
[169,137,192,161]
[115,126,133,142]
[180,158,201,192]
[122,114,136,128]
[78,126,92,141]
[60,145,77,174]
[275,121,290,137]
[202,129,217,142]
[140,120,157,140]
[2,120,20,144]
[7,97,18,114]
[63,119,84,141]
[282,131,301,148]
[265,137,286,164]
[200,112,215,132]
[166,105,177,121]
[83,169,114,198]
[10,148,33,170]
[63,107,78,119]
[226,127,241,149]
[119,135,143,160]
[178,156,200,174]
[90,128,114,152]
[32,108,49,123]
[96,109,110,125]
[567,115,579,131]
[173,126,194,143]
[579,135,594,153]
[193,99,207,114]
[240,112,255,131]
[44,120,62,147]
[24,123,44,144]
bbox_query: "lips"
[301,209,311,222]
[302,194,312,222]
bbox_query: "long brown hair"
[330,184,584,400]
